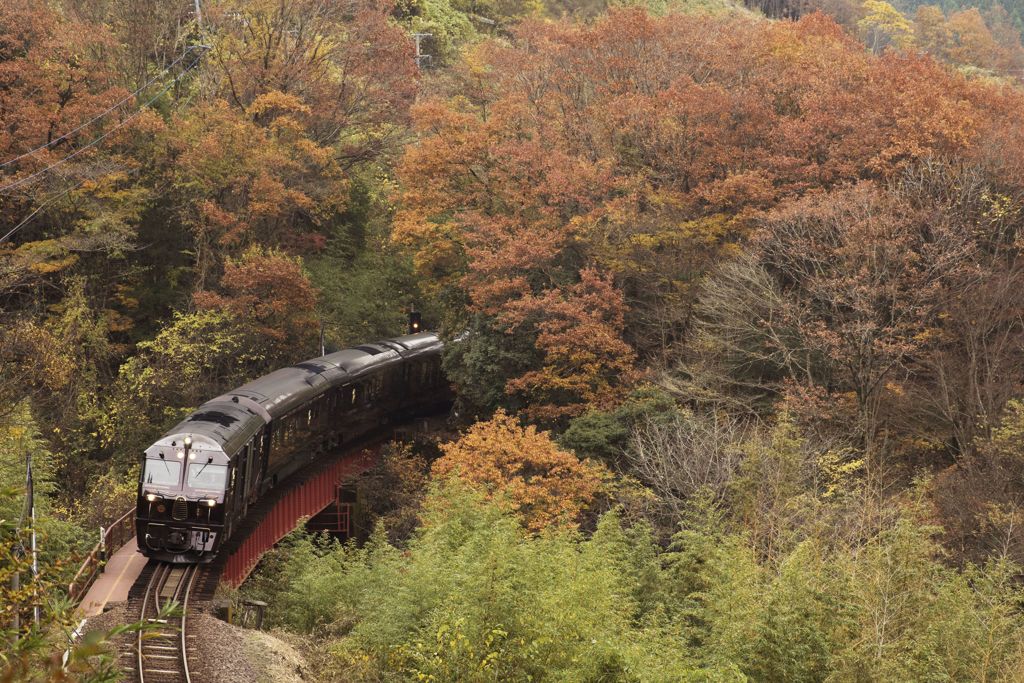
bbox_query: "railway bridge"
[67,432,418,682]
[71,424,427,619]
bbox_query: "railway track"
[134,562,197,683]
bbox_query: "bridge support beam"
[220,447,379,587]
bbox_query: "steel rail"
[136,563,196,683]
[135,564,161,682]
[181,565,198,683]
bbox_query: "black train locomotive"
[135,332,447,562]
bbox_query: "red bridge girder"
[220,447,379,587]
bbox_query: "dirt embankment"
[83,604,312,682]
[188,611,310,683]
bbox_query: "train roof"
[165,399,266,455]
[387,331,444,352]
[156,332,443,455]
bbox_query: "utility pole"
[27,448,38,627]
[412,33,432,69]
[194,0,203,27]
[10,553,18,635]
[11,427,34,635]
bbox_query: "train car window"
[235,448,248,507]
[143,459,181,486]
[249,438,263,494]
[242,443,255,497]
[251,434,261,462]
[188,463,227,490]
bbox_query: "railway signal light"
[408,310,422,335]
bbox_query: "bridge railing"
[67,508,135,603]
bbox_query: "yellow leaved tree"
[859,0,915,54]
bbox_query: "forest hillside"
[3,0,1024,680]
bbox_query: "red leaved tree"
[193,246,319,366]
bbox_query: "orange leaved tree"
[432,410,607,531]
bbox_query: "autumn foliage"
[194,246,319,364]
[7,0,1024,677]
[395,8,1024,421]
[432,410,607,530]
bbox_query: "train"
[135,331,448,562]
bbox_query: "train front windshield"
[143,459,181,486]
[187,463,227,491]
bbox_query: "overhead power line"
[0,51,205,196]
[0,178,86,244]
[0,45,209,171]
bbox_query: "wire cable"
[0,178,87,244]
[0,161,144,244]
[0,53,203,196]
[0,45,209,171]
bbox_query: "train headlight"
[145,493,157,502]
[188,451,196,460]
[176,450,184,459]
[203,499,217,507]
[183,436,192,448]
